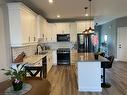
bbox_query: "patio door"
[117,27,127,61]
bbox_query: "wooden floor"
[47,61,127,95]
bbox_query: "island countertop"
[76,53,109,62]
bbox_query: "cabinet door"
[52,50,57,65]
[52,24,57,42]
[42,20,48,42]
[71,50,77,64]
[48,23,57,42]
[29,13,37,43]
[70,23,77,42]
[37,15,45,39]
[8,3,23,46]
[21,9,31,44]
[77,21,94,33]
[8,3,38,46]
[56,23,70,34]
[77,21,86,33]
[21,10,37,44]
[47,52,53,73]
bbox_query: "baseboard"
[114,58,127,62]
[114,58,119,61]
[79,86,102,92]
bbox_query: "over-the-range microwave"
[57,34,70,42]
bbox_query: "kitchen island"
[77,53,109,92]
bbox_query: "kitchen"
[1,0,127,95]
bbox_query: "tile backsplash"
[11,42,77,62]
[11,45,36,62]
[43,42,76,50]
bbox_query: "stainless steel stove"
[57,48,70,65]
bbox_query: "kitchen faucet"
[35,44,43,55]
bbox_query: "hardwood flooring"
[0,77,51,95]
[1,61,127,95]
[47,61,127,95]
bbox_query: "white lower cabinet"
[52,50,57,65]
[71,50,78,64]
[78,61,102,92]
[47,51,53,74]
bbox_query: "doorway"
[117,27,127,61]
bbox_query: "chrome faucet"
[35,44,43,55]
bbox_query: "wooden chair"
[25,56,47,78]
[25,66,43,78]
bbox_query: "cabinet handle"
[49,58,50,62]
[29,36,30,42]
[34,37,36,41]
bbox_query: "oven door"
[57,52,70,65]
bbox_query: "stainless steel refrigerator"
[77,34,94,53]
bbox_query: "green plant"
[1,64,26,82]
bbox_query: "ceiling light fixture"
[57,15,60,18]
[83,7,89,34]
[87,0,94,33]
[48,0,53,4]
[85,13,88,17]
[84,7,88,17]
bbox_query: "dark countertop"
[77,53,109,62]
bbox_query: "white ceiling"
[8,0,127,24]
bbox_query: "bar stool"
[99,52,105,57]
[101,55,114,88]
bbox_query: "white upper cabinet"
[76,21,94,33]
[37,15,46,40]
[70,22,77,42]
[43,20,49,42]
[8,2,38,47]
[56,23,70,34]
[55,22,77,42]
[48,23,57,42]
[37,15,52,43]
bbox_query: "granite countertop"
[11,54,47,70]
[77,53,109,62]
[23,50,54,65]
[23,54,46,65]
[77,53,95,62]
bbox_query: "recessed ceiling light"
[48,0,53,4]
[57,15,60,18]
[85,14,88,16]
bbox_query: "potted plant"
[1,64,26,91]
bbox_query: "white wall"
[0,1,11,82]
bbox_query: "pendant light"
[83,7,88,34]
[88,0,94,33]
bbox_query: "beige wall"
[0,1,11,82]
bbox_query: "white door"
[117,27,127,61]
